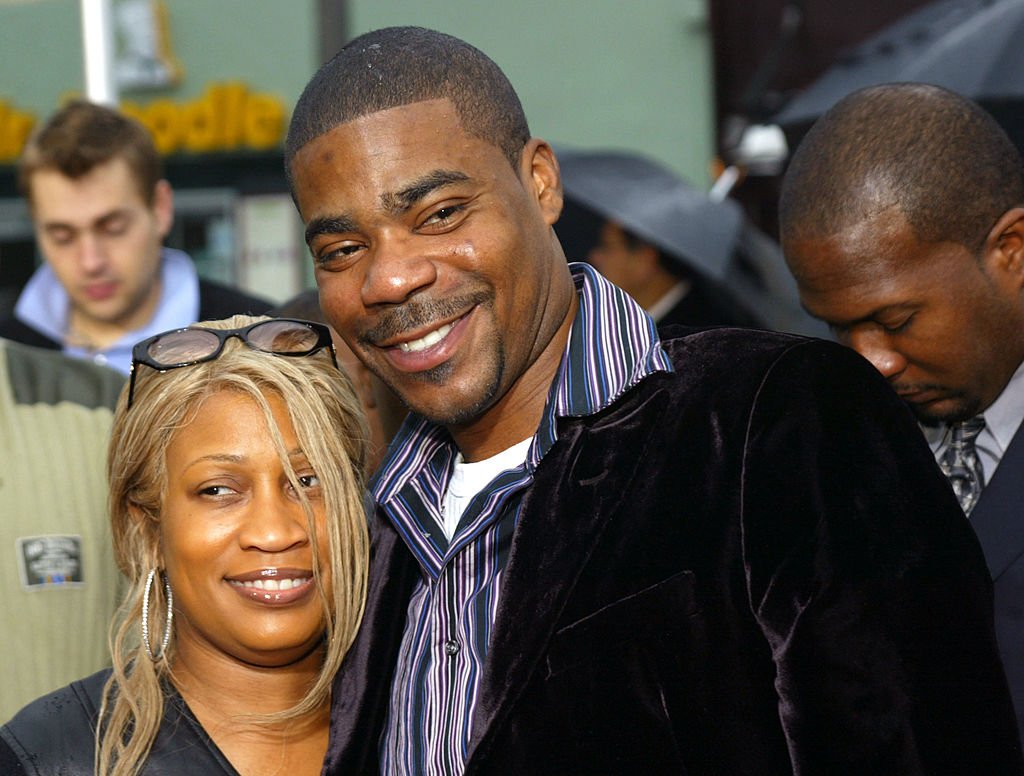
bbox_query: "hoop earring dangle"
[142,568,174,661]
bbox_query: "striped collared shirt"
[375,263,672,775]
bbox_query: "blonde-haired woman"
[1,316,369,775]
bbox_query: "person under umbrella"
[555,147,821,333]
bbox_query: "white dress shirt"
[925,359,1024,484]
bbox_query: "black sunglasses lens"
[248,321,321,354]
[146,329,222,367]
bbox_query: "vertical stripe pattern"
[374,263,672,774]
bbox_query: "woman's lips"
[225,570,315,604]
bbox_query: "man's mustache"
[359,290,491,346]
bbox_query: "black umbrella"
[555,147,741,282]
[554,147,826,336]
[775,0,1024,144]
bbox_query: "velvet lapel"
[463,380,670,771]
[326,516,420,773]
[972,419,1024,580]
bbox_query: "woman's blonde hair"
[97,315,369,776]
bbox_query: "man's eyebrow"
[380,170,470,215]
[41,207,129,232]
[303,170,471,246]
[41,221,74,233]
[808,302,917,330]
[95,209,132,226]
[305,214,358,247]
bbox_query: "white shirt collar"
[645,279,691,323]
[924,357,1024,481]
[12,248,200,374]
[981,357,1024,456]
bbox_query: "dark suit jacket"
[0,278,272,350]
[326,329,1021,775]
[656,278,763,329]
[971,418,1024,745]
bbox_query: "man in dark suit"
[779,82,1024,746]
[287,29,1021,774]
[0,100,270,374]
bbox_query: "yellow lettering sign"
[0,100,38,163]
[122,82,287,155]
[125,81,288,154]
[0,82,286,160]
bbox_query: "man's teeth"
[398,322,455,353]
[229,577,309,591]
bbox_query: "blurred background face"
[30,156,171,332]
[586,221,648,297]
[159,389,330,668]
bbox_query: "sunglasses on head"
[127,318,338,408]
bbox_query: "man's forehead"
[31,159,147,206]
[785,170,900,241]
[787,205,916,275]
[292,98,461,163]
[797,270,912,322]
[791,221,968,325]
[290,101,501,223]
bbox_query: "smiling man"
[0,100,270,374]
[780,82,1024,746]
[287,29,1021,774]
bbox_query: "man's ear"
[152,179,174,240]
[521,139,563,226]
[983,208,1024,293]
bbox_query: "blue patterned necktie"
[938,416,986,515]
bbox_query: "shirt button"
[444,639,460,657]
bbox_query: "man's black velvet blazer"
[325,327,1022,775]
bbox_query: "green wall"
[141,0,320,103]
[0,0,715,186]
[0,1,83,116]
[0,0,319,120]
[348,0,716,185]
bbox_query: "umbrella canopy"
[555,148,743,283]
[554,147,826,336]
[775,0,1024,135]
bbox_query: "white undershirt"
[440,437,533,540]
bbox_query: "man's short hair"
[18,100,163,206]
[779,83,1024,254]
[285,26,530,183]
